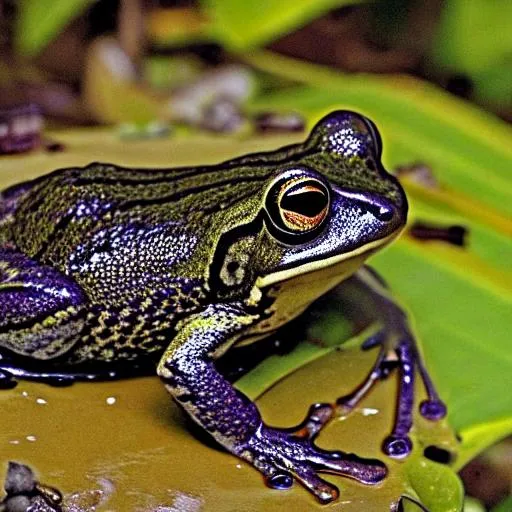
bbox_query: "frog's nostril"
[357,198,396,223]
[375,204,395,223]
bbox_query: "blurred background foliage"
[0,1,510,511]
[3,0,511,124]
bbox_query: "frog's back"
[5,162,265,267]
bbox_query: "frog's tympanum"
[0,111,446,503]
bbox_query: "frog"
[0,111,447,503]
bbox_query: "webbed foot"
[340,327,446,459]
[282,325,446,461]
[238,424,387,504]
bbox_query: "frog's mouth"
[256,229,401,289]
[238,230,401,347]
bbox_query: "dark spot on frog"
[226,260,240,274]
[365,158,376,171]
[96,238,112,253]
[104,315,118,328]
[423,445,453,465]
[409,221,468,247]
[175,393,195,404]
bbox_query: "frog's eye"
[265,172,331,243]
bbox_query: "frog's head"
[253,110,407,287]
[210,111,407,304]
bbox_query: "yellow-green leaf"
[16,0,96,56]
[201,0,363,50]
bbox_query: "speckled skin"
[0,111,445,503]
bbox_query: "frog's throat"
[255,231,400,288]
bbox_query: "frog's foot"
[335,332,446,459]
[238,424,387,504]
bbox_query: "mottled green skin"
[0,111,426,503]
[0,111,404,363]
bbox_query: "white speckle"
[404,376,411,384]
[106,396,116,405]
[403,364,411,371]
[36,398,47,405]
[90,253,102,264]
[26,435,37,442]
[236,464,242,469]
[9,440,20,445]
[21,391,29,398]
[361,407,379,416]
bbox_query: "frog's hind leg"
[0,247,87,382]
[288,266,446,457]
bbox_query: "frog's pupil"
[281,190,327,218]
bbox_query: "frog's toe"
[288,402,334,440]
[382,434,413,459]
[361,330,386,351]
[242,425,386,503]
[419,399,447,420]
[266,471,293,490]
[292,466,340,504]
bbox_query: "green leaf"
[491,495,512,512]
[427,0,512,111]
[16,0,96,56]
[429,0,512,74]
[405,458,464,512]
[200,0,363,50]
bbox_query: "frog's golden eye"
[278,180,329,232]
[265,171,331,243]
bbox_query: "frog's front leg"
[157,303,386,504]
[296,266,446,459]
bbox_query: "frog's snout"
[335,187,407,230]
